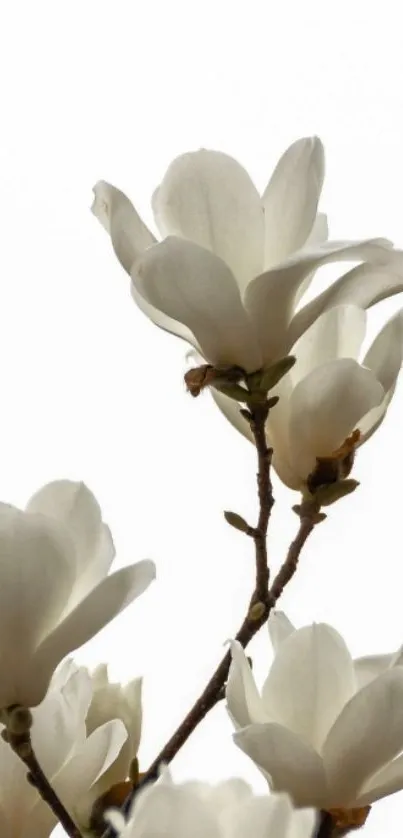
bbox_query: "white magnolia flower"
[227,617,403,810]
[86,663,142,795]
[0,660,127,838]
[0,480,155,709]
[92,138,403,372]
[107,771,316,838]
[216,304,403,490]
[269,611,403,690]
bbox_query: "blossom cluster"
[1,136,403,838]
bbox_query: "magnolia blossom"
[0,480,155,709]
[86,663,142,796]
[92,138,403,372]
[0,660,127,838]
[107,772,316,838]
[215,304,403,489]
[227,613,403,810]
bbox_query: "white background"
[1,1,403,835]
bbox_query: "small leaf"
[213,381,250,402]
[314,479,360,507]
[249,356,296,393]
[224,510,252,534]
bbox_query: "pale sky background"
[1,1,403,835]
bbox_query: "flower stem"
[6,726,82,838]
[316,812,336,838]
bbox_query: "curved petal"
[125,781,221,838]
[288,262,403,347]
[289,306,367,389]
[31,665,92,779]
[234,723,328,807]
[265,376,299,489]
[27,481,115,602]
[232,793,317,838]
[354,653,398,690]
[323,668,403,805]
[245,239,393,365]
[293,212,329,307]
[261,624,355,751]
[209,389,254,443]
[263,137,325,268]
[132,237,262,371]
[27,720,128,838]
[356,753,403,806]
[268,612,296,652]
[0,506,76,708]
[359,309,403,442]
[226,642,268,728]
[92,181,156,273]
[288,359,384,482]
[131,282,200,349]
[152,149,264,291]
[33,561,156,692]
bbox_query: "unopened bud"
[224,510,253,535]
[248,601,266,621]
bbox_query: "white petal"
[288,359,384,481]
[293,212,329,307]
[245,238,393,364]
[27,481,115,603]
[356,753,403,806]
[226,642,268,728]
[52,719,127,832]
[268,612,296,652]
[132,237,262,371]
[232,794,316,838]
[31,666,92,778]
[323,668,403,805]
[359,309,403,441]
[265,376,299,489]
[34,561,156,687]
[261,624,355,751]
[289,305,367,389]
[0,506,76,708]
[263,137,325,268]
[354,652,399,689]
[131,282,200,348]
[152,149,264,291]
[127,782,221,838]
[289,262,403,346]
[209,389,254,443]
[234,723,328,807]
[92,181,155,273]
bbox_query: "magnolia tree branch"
[121,401,318,811]
[4,710,82,838]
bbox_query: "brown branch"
[316,812,335,838]
[5,720,82,838]
[103,400,317,836]
[269,511,317,603]
[136,403,274,785]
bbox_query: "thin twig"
[7,726,82,838]
[269,512,317,602]
[103,401,317,837]
[134,403,274,786]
